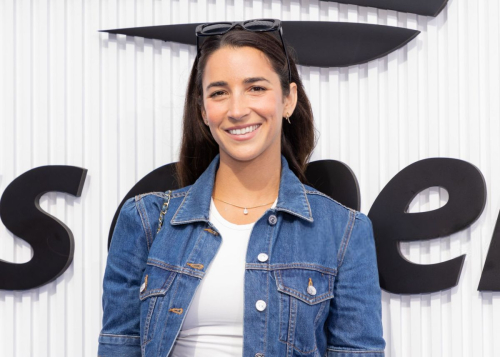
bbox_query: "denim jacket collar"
[171,154,313,225]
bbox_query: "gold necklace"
[213,196,277,215]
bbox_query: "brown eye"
[250,86,266,92]
[209,90,225,98]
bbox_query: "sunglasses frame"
[195,19,292,83]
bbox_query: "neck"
[213,150,281,206]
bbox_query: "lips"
[225,124,262,141]
[226,124,261,135]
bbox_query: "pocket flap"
[139,264,176,301]
[274,268,335,305]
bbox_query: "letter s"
[0,166,87,290]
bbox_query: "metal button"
[307,285,317,296]
[268,215,277,225]
[257,253,268,262]
[255,354,265,357]
[255,300,267,311]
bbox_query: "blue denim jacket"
[98,154,385,357]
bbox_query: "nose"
[227,92,250,120]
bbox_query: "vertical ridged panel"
[1,0,499,355]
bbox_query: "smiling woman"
[98,19,386,357]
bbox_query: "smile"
[226,124,261,135]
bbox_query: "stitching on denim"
[300,182,313,219]
[246,263,337,276]
[136,191,187,200]
[139,271,177,301]
[159,267,183,355]
[278,278,285,342]
[171,186,193,223]
[135,197,154,251]
[314,299,328,326]
[305,190,356,214]
[337,210,356,268]
[263,221,274,353]
[99,333,140,338]
[326,347,385,354]
[275,270,334,305]
[287,295,296,356]
[275,207,314,222]
[142,296,157,346]
[286,340,319,355]
[275,270,331,354]
[147,259,204,279]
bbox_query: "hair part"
[176,28,316,188]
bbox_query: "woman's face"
[200,46,297,164]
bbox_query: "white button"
[268,215,277,225]
[258,253,268,262]
[255,300,267,311]
[255,354,265,357]
[307,285,317,296]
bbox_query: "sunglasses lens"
[245,19,275,31]
[201,23,232,35]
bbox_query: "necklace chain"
[213,196,277,215]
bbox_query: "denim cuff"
[327,347,385,357]
[98,333,141,357]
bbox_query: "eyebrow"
[205,77,271,91]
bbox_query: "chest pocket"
[139,264,177,346]
[274,267,336,356]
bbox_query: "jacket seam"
[170,186,194,224]
[337,210,356,268]
[147,259,204,279]
[136,191,187,200]
[99,333,140,339]
[246,262,337,275]
[304,190,356,213]
[135,196,154,251]
[327,347,385,353]
[300,182,313,219]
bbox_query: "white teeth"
[228,124,259,135]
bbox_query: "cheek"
[255,94,283,118]
[204,101,225,120]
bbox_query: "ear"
[283,82,298,117]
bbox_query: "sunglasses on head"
[195,19,292,84]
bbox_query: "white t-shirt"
[169,197,277,357]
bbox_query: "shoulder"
[133,185,191,204]
[128,186,193,219]
[303,183,367,220]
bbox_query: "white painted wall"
[1,0,499,356]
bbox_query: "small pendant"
[243,207,248,215]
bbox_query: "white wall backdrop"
[1,0,499,356]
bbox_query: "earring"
[284,112,291,124]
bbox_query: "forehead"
[202,46,278,83]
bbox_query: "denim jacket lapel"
[170,153,313,225]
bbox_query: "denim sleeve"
[326,211,386,357]
[98,196,150,357]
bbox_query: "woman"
[98,19,385,357]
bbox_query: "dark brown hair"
[176,27,316,188]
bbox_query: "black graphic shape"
[305,160,360,211]
[0,166,87,290]
[368,158,486,294]
[478,210,500,291]
[107,162,179,249]
[100,21,419,68]
[325,0,448,17]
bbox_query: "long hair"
[176,27,316,188]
